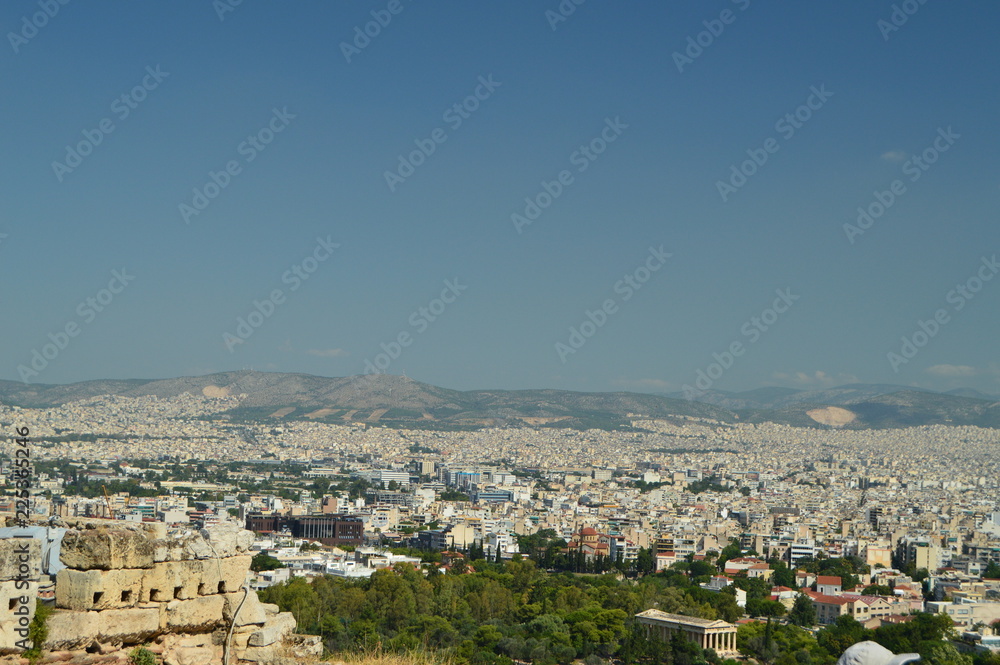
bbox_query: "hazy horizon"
[2,368,997,403]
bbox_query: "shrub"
[129,645,157,665]
[24,603,53,664]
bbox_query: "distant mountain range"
[1,372,999,431]
[663,383,1000,410]
[663,383,1000,429]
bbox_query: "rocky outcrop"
[0,522,320,665]
[148,522,256,564]
[60,528,156,571]
[200,522,255,558]
[247,613,297,647]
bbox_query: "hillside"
[2,372,998,430]
[736,390,1000,429]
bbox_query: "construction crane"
[102,484,115,520]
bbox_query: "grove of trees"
[257,553,1000,665]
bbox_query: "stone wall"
[1,520,320,665]
[0,538,40,653]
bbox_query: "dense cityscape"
[4,4,1000,665]
[2,390,998,664]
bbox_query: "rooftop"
[635,609,733,629]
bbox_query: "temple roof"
[635,609,734,629]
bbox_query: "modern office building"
[245,514,363,546]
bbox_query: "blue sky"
[2,1,999,395]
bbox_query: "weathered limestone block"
[151,532,209,563]
[151,538,181,564]
[0,539,40,581]
[199,523,254,558]
[140,561,202,603]
[230,625,256,652]
[286,634,323,660]
[157,523,253,562]
[159,595,226,633]
[140,555,249,602]
[164,645,216,665]
[180,532,213,560]
[60,529,154,570]
[0,580,37,653]
[45,608,160,650]
[155,531,215,561]
[0,579,36,613]
[248,612,296,647]
[198,555,251,595]
[142,523,167,541]
[55,568,145,610]
[157,632,222,665]
[174,634,212,649]
[222,590,267,627]
[239,643,280,664]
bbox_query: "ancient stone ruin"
[1,519,320,665]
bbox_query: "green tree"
[747,598,787,618]
[923,643,973,665]
[717,539,742,570]
[743,618,780,665]
[635,548,655,576]
[873,612,954,654]
[770,559,796,588]
[787,594,817,627]
[689,559,716,582]
[817,615,872,657]
[250,551,286,572]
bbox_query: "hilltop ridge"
[2,371,998,430]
